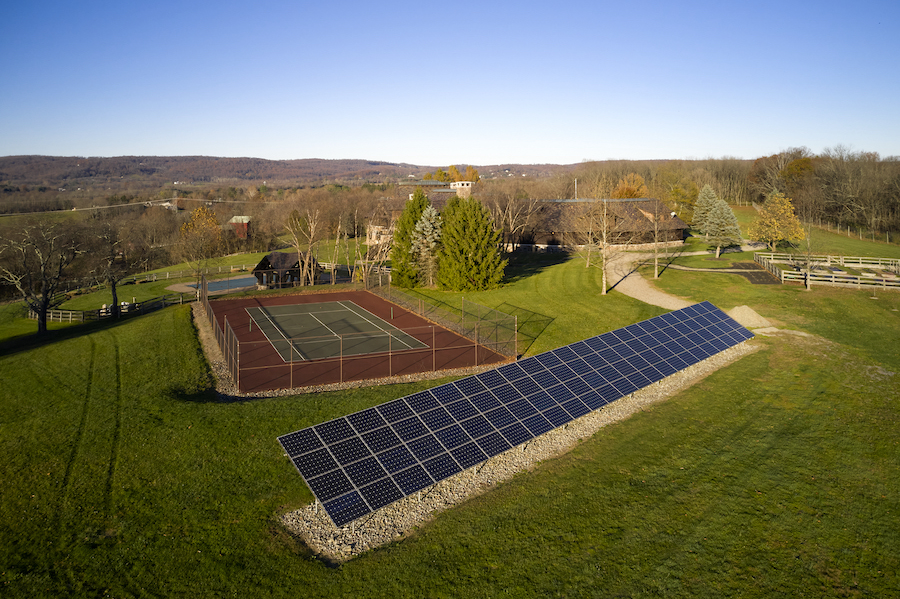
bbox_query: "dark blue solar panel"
[347,407,387,434]
[500,422,533,446]
[511,376,541,396]
[360,478,403,510]
[279,428,321,457]
[430,384,463,404]
[308,470,354,502]
[550,363,578,382]
[497,361,529,381]
[314,419,354,444]
[420,407,454,431]
[434,424,471,449]
[476,431,512,457]
[406,435,444,461]
[469,390,501,412]
[404,390,439,413]
[519,357,545,375]
[330,437,371,466]
[460,415,494,439]
[423,453,461,482]
[446,398,478,421]
[522,413,554,436]
[553,346,578,362]
[581,391,607,410]
[278,301,754,526]
[324,491,369,527]
[536,352,563,367]
[584,336,609,351]
[475,369,506,389]
[527,390,557,412]
[544,405,573,427]
[562,398,591,418]
[546,383,575,402]
[570,341,594,357]
[292,448,337,479]
[532,370,560,389]
[345,456,387,487]
[490,383,521,404]
[451,442,488,470]
[508,398,537,419]
[377,399,414,423]
[377,444,418,473]
[484,406,517,429]
[394,465,433,494]
[567,359,594,377]
[454,377,486,396]
[393,416,429,442]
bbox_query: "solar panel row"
[278,301,753,526]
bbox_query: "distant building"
[228,215,251,239]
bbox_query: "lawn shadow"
[503,251,573,284]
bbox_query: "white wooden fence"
[755,253,900,290]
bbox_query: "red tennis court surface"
[207,290,507,393]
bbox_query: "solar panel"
[278,301,753,526]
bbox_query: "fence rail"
[754,253,900,290]
[29,292,192,323]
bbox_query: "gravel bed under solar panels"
[278,301,754,527]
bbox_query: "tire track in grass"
[103,337,123,517]
[52,332,123,592]
[57,337,96,521]
[52,336,97,592]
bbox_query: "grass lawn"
[2,247,899,597]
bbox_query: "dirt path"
[607,244,763,310]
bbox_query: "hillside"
[0,155,576,187]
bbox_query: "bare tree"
[285,207,322,286]
[564,200,636,295]
[0,219,83,335]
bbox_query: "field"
[1,241,899,597]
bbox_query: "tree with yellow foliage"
[749,192,805,251]
[179,205,222,291]
[610,173,648,199]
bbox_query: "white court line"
[308,312,340,339]
[337,300,417,350]
[246,306,307,362]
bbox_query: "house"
[252,251,320,288]
[525,198,688,248]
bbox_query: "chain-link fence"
[365,275,518,358]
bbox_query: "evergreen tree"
[749,191,806,251]
[437,197,507,291]
[705,199,743,258]
[411,205,442,287]
[390,188,429,288]
[693,184,719,237]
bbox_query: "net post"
[432,326,435,372]
[340,335,343,383]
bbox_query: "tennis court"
[247,300,427,361]
[204,290,508,392]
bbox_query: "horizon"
[2,1,898,163]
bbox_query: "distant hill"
[0,156,576,187]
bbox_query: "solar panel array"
[278,301,753,526]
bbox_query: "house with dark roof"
[525,198,687,248]
[252,251,320,288]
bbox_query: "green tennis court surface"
[246,300,428,362]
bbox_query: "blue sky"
[2,0,898,165]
